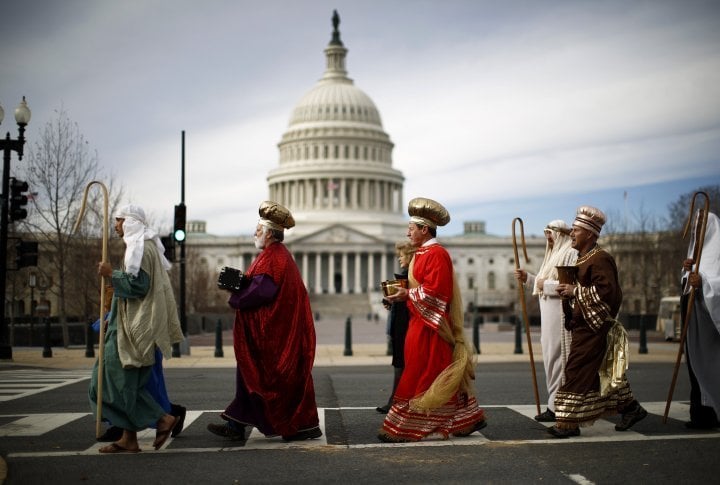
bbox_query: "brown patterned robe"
[554,246,635,429]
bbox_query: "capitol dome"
[268,11,405,238]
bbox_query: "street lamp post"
[0,97,32,360]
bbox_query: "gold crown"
[574,205,606,236]
[408,197,450,229]
[258,201,295,230]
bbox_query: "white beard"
[254,236,264,250]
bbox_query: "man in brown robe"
[548,206,647,438]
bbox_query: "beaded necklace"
[575,244,603,266]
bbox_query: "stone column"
[328,252,335,294]
[302,252,309,289]
[354,252,361,293]
[315,252,322,294]
[367,252,375,292]
[341,252,348,294]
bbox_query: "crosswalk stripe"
[4,402,719,458]
[0,370,90,402]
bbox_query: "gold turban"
[408,197,450,229]
[258,201,295,231]
[573,205,606,236]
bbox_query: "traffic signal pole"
[0,98,30,360]
[172,131,188,357]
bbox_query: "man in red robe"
[378,197,486,442]
[208,201,321,443]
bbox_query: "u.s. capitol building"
[185,13,545,320]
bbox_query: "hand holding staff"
[663,191,710,423]
[72,180,110,439]
[512,217,541,416]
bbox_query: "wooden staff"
[662,191,710,423]
[512,217,541,416]
[72,180,110,438]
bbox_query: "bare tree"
[17,107,124,347]
[666,185,720,232]
[184,246,225,313]
[604,204,668,322]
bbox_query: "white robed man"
[682,210,720,429]
[515,220,577,422]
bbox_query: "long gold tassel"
[409,270,475,414]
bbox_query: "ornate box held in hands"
[217,266,244,291]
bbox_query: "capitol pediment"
[290,223,383,245]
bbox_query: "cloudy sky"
[2,0,719,238]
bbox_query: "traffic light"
[160,234,175,262]
[173,204,186,243]
[16,240,38,268]
[9,178,29,222]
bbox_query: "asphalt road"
[1,362,719,484]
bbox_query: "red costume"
[381,242,485,441]
[221,241,319,437]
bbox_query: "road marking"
[0,413,89,436]
[0,370,89,402]
[565,473,595,485]
[5,402,719,457]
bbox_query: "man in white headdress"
[515,220,577,422]
[89,204,184,453]
[682,210,720,429]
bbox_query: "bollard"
[638,317,648,354]
[42,318,52,358]
[85,320,95,358]
[343,316,353,356]
[514,318,523,354]
[214,319,224,358]
[473,317,481,354]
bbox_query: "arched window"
[488,271,496,290]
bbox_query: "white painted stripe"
[565,473,595,485]
[0,413,89,437]
[5,402,718,458]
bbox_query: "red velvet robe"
[221,242,319,437]
[381,242,485,440]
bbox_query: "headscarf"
[116,204,172,277]
[533,220,576,296]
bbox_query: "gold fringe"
[408,266,475,414]
[599,320,629,396]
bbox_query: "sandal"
[153,416,178,450]
[99,442,141,454]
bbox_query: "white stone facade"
[185,14,546,315]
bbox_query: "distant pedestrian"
[376,241,416,414]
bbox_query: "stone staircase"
[309,293,376,319]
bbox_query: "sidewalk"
[2,328,681,370]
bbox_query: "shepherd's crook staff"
[512,217,541,416]
[662,191,710,424]
[72,180,110,438]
